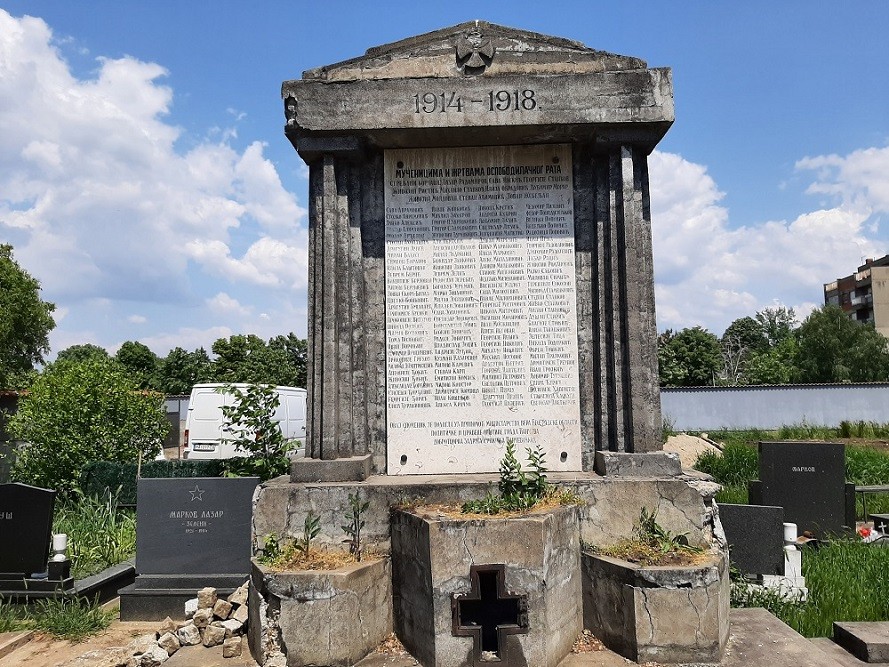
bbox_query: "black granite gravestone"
[719,503,784,576]
[119,476,259,620]
[0,482,55,576]
[757,441,848,537]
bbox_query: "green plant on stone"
[463,442,550,514]
[295,512,321,559]
[342,493,369,561]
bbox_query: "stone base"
[290,454,372,482]
[248,557,392,667]
[391,505,580,667]
[582,552,729,664]
[833,621,889,663]
[593,451,681,477]
[119,574,244,620]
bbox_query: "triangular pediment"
[302,21,647,82]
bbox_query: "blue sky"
[1,2,888,357]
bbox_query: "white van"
[182,384,306,460]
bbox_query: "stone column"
[292,139,379,482]
[576,144,662,467]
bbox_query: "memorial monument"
[251,22,727,667]
[283,20,671,481]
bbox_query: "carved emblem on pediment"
[456,26,495,74]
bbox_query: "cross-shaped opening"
[452,564,528,663]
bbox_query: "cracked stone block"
[582,551,729,664]
[213,598,233,619]
[249,556,392,667]
[222,636,243,658]
[176,623,202,646]
[138,644,169,667]
[391,505,580,667]
[156,632,180,656]
[192,607,213,628]
[197,587,218,609]
[203,624,226,647]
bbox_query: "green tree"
[756,306,797,347]
[658,326,722,387]
[218,383,293,480]
[56,343,109,364]
[795,305,889,382]
[115,341,159,389]
[8,357,169,494]
[744,337,799,385]
[0,245,55,389]
[211,333,308,387]
[157,347,212,394]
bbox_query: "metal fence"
[661,384,889,431]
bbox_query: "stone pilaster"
[576,145,662,465]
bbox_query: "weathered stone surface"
[250,556,392,667]
[57,647,131,667]
[282,23,671,476]
[391,505,580,667]
[196,587,217,609]
[833,621,889,663]
[202,624,226,647]
[227,583,248,606]
[231,603,248,624]
[191,608,212,629]
[183,598,197,619]
[137,644,168,667]
[155,632,179,656]
[254,474,710,553]
[128,635,156,656]
[156,617,177,637]
[594,451,681,477]
[212,598,232,619]
[222,637,243,658]
[291,455,372,482]
[582,552,729,664]
[175,623,201,646]
[219,618,243,637]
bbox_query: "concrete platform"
[834,621,889,663]
[810,637,868,666]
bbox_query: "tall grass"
[53,489,136,579]
[30,596,114,641]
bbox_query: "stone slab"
[593,451,681,477]
[384,143,582,475]
[870,514,889,532]
[810,637,869,666]
[834,622,889,663]
[290,454,372,482]
[724,608,840,667]
[758,441,847,537]
[719,503,784,576]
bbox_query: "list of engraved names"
[385,145,582,474]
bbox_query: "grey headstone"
[757,441,847,538]
[0,482,55,576]
[134,477,258,578]
[719,503,784,576]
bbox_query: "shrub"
[80,459,228,505]
[9,358,169,494]
[694,442,759,487]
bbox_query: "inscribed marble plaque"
[385,144,581,474]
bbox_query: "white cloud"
[207,292,252,317]
[0,9,307,310]
[127,314,147,324]
[649,149,884,335]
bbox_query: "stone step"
[810,637,869,666]
[833,622,889,663]
[721,608,843,667]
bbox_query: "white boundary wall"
[661,384,889,430]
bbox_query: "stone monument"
[284,20,670,482]
[253,22,727,667]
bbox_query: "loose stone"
[156,632,180,656]
[212,598,232,619]
[176,623,202,646]
[222,637,242,658]
[202,624,226,647]
[192,608,213,628]
[197,586,218,609]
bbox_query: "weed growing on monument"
[342,493,369,561]
[461,442,577,515]
[595,507,704,567]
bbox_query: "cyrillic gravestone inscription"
[385,144,581,474]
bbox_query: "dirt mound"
[664,433,721,469]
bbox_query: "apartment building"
[824,255,889,338]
